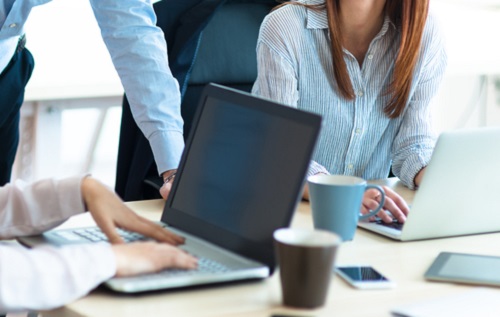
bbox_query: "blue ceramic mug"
[308,175,386,241]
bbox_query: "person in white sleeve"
[0,175,197,313]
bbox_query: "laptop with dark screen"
[18,83,321,293]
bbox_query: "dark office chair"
[115,0,276,201]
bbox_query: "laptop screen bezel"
[161,83,321,271]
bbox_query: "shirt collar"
[306,2,397,38]
[305,0,328,29]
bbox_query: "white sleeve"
[0,243,116,312]
[0,176,87,239]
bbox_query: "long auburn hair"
[274,0,430,118]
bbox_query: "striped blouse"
[251,0,447,189]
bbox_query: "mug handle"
[358,185,386,220]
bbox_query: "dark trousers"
[0,47,35,185]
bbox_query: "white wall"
[431,1,500,132]
[24,0,121,99]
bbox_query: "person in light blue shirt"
[0,0,181,198]
[252,0,447,223]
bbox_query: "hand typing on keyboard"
[372,217,404,231]
[361,185,409,224]
[80,177,198,276]
[112,242,198,277]
[81,177,185,245]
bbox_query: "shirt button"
[347,164,354,169]
[355,128,362,134]
[9,23,17,28]
[357,91,364,97]
[367,54,374,60]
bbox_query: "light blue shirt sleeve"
[89,0,184,175]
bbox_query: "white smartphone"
[336,266,395,289]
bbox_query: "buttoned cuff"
[148,130,185,176]
[307,160,330,178]
[398,153,430,190]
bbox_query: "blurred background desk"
[16,88,123,184]
[12,0,123,184]
[41,179,500,317]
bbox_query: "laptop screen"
[163,84,321,269]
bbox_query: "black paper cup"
[274,228,341,309]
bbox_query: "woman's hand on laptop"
[112,242,198,277]
[81,177,185,245]
[361,186,409,223]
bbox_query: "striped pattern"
[252,0,447,189]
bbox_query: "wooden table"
[42,179,500,316]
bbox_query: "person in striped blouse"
[252,0,447,224]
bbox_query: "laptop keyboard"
[373,218,404,231]
[145,257,231,278]
[70,227,232,275]
[72,227,149,243]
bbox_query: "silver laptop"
[358,127,500,241]
[18,83,321,293]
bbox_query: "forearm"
[391,103,435,190]
[0,177,86,239]
[0,244,115,312]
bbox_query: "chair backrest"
[115,0,276,201]
[182,1,272,136]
